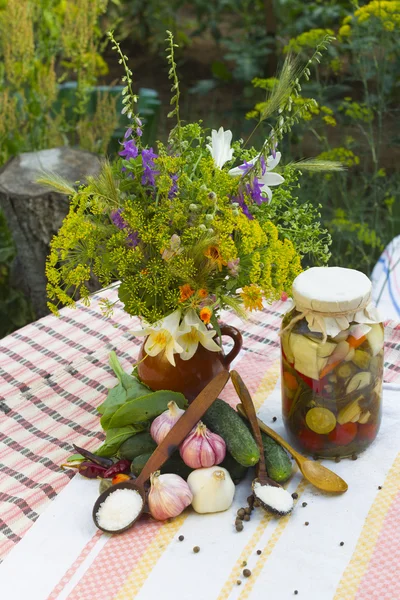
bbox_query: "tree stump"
[0,147,102,318]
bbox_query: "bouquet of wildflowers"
[44,32,341,366]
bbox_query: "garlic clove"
[148,471,193,521]
[187,466,235,514]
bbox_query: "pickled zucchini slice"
[352,349,371,370]
[306,407,336,434]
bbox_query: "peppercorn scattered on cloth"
[0,287,399,600]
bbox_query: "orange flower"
[241,284,263,312]
[204,245,227,271]
[141,268,149,275]
[199,307,212,324]
[198,288,208,299]
[179,284,195,302]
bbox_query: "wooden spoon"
[93,370,230,533]
[231,370,294,516]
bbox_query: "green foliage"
[247,2,400,275]
[43,34,336,324]
[0,213,34,337]
[108,0,274,83]
[0,0,120,337]
[0,0,117,166]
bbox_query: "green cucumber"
[220,452,248,484]
[117,432,156,460]
[261,432,292,483]
[203,399,260,467]
[131,453,193,480]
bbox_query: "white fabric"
[0,380,399,600]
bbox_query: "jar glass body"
[281,309,384,458]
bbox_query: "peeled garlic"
[148,471,192,521]
[187,466,235,514]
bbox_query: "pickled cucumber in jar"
[280,267,383,458]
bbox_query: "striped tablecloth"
[0,287,399,600]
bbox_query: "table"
[1,287,399,600]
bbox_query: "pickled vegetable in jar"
[280,267,384,458]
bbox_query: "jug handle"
[219,325,243,367]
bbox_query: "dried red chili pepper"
[103,459,131,479]
[78,461,108,479]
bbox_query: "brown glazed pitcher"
[137,325,243,402]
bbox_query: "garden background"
[0,0,399,337]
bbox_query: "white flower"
[229,151,285,202]
[133,310,183,366]
[176,309,221,361]
[207,127,234,169]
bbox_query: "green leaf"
[108,351,137,391]
[94,425,146,458]
[108,391,187,429]
[66,453,84,463]
[99,378,153,429]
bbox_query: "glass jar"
[280,267,384,458]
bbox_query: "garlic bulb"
[150,401,185,444]
[148,471,193,521]
[187,466,235,514]
[180,422,226,468]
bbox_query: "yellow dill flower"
[323,115,337,126]
[284,28,335,53]
[241,284,263,312]
[318,147,360,168]
[338,24,352,38]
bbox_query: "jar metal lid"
[292,267,371,314]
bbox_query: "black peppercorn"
[243,569,251,578]
[242,561,247,567]
[256,549,262,555]
[302,502,307,507]
[237,508,245,519]
[193,546,200,553]
[292,492,298,500]
[351,454,358,461]
[237,580,242,586]
[243,514,251,522]
[305,521,309,526]
[247,495,255,507]
[178,535,184,541]
[335,456,341,463]
[254,499,260,508]
[340,542,344,546]
[272,416,277,422]
[236,522,244,532]
[378,486,382,490]
[245,507,252,515]
[294,591,298,595]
